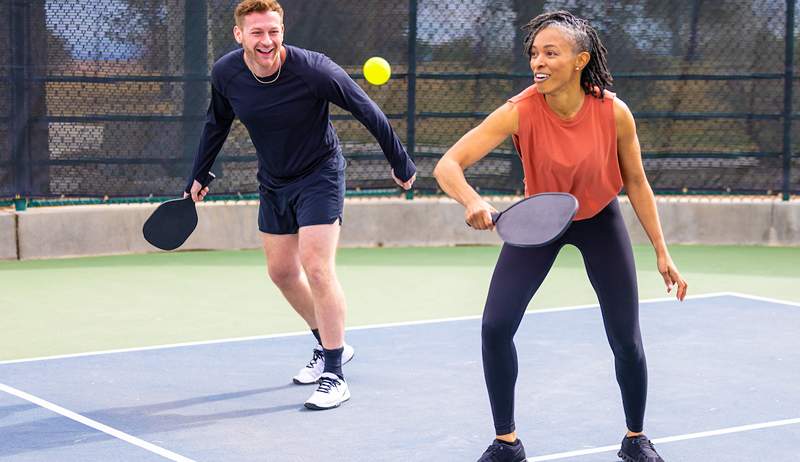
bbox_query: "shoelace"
[305,349,323,369]
[316,376,340,394]
[481,441,511,461]
[632,437,659,457]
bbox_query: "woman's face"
[529,26,587,95]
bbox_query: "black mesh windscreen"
[1,0,798,199]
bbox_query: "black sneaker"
[618,434,664,462]
[477,439,527,462]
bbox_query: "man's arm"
[185,82,236,195]
[312,56,416,183]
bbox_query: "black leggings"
[482,198,646,435]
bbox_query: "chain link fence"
[1,0,798,204]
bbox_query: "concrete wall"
[0,212,17,260]
[340,198,505,247]
[15,202,262,260]
[620,199,800,246]
[4,197,799,260]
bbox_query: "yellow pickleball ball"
[363,57,391,85]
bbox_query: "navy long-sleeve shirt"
[187,45,415,191]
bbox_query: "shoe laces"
[482,441,507,459]
[305,348,323,369]
[316,375,341,394]
[485,444,502,455]
[631,436,659,457]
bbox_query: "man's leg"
[262,232,332,385]
[298,223,351,410]
[261,232,316,328]
[298,223,346,352]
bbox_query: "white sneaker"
[292,343,355,385]
[303,372,350,410]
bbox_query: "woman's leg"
[482,242,562,437]
[571,200,647,432]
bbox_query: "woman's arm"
[433,102,519,229]
[615,97,688,300]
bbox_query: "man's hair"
[522,10,613,98]
[234,0,284,27]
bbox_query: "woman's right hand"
[465,199,497,230]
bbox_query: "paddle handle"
[185,172,216,195]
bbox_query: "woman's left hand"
[657,253,688,301]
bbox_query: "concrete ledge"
[0,212,17,260]
[620,198,800,246]
[341,198,507,247]
[10,197,800,260]
[16,202,261,260]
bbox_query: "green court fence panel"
[2,0,798,202]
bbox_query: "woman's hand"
[657,252,688,301]
[465,199,497,230]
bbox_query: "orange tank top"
[509,85,622,220]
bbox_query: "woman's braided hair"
[522,10,613,98]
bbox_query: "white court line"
[0,292,734,366]
[526,417,800,461]
[723,292,800,308]
[0,383,196,462]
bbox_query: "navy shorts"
[258,154,346,235]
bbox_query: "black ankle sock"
[495,439,519,446]
[322,346,344,379]
[311,329,322,345]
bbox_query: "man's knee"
[301,260,335,288]
[267,262,302,288]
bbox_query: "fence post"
[406,0,417,200]
[10,0,29,206]
[782,0,796,200]
[183,1,208,175]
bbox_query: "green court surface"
[2,245,798,361]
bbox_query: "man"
[185,0,415,410]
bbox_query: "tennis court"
[2,246,799,461]
[2,1,799,460]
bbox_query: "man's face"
[234,11,284,72]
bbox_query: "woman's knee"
[610,337,645,363]
[482,316,513,348]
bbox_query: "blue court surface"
[1,292,798,461]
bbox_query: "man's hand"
[183,180,210,202]
[391,169,416,191]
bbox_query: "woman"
[433,11,687,462]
